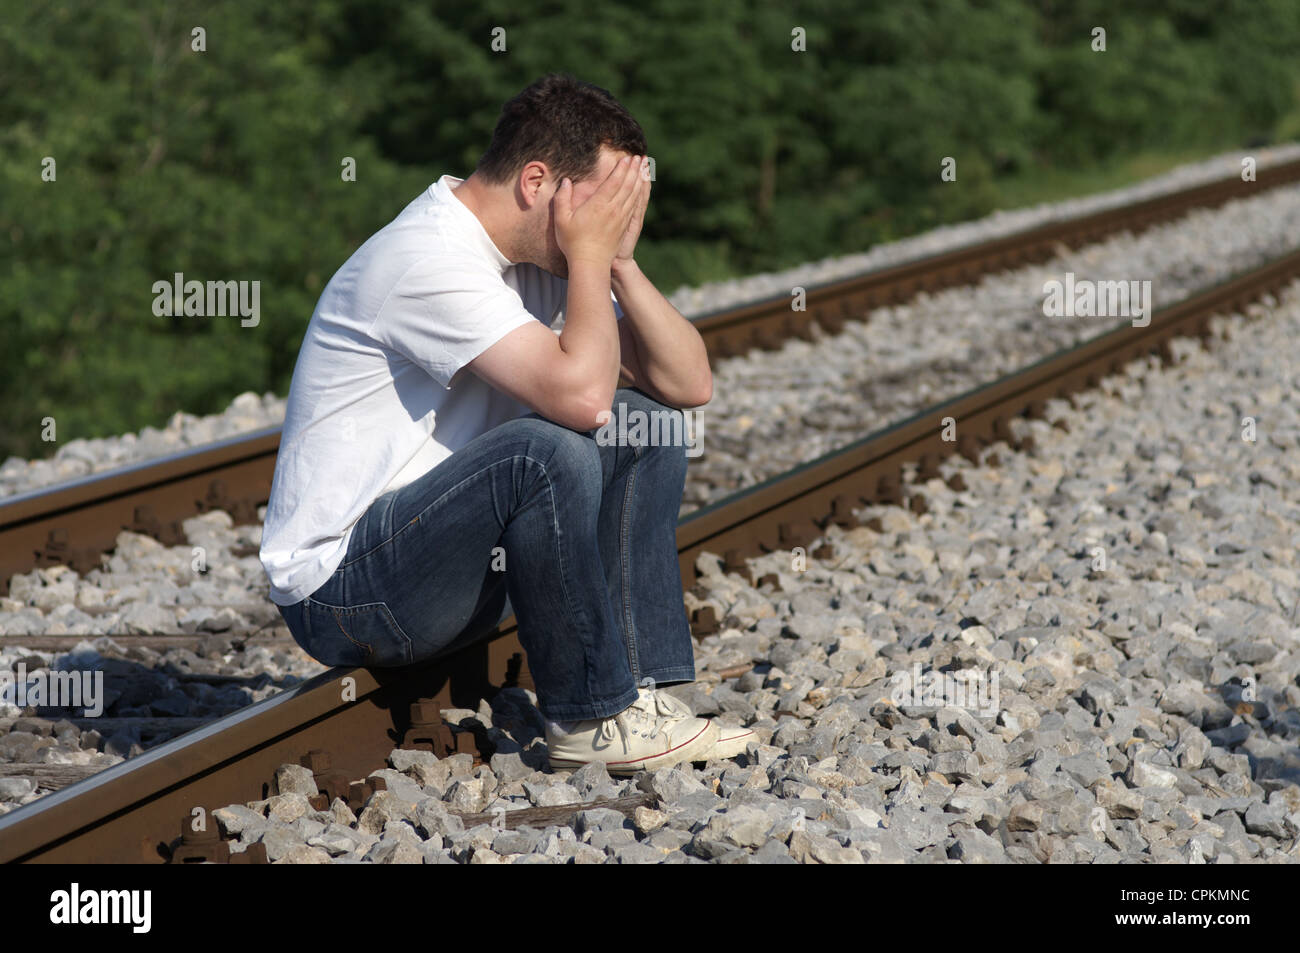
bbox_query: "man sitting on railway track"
[259,73,753,775]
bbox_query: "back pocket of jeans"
[302,599,412,668]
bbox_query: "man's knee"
[500,415,602,485]
[606,389,693,472]
[610,387,671,419]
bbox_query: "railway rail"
[3,158,1300,595]
[2,242,1298,862]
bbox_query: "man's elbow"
[650,373,711,411]
[680,367,712,408]
[562,385,617,432]
[694,372,713,407]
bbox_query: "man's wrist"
[567,254,615,274]
[611,256,640,282]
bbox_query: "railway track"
[3,244,1298,862]
[3,158,1299,595]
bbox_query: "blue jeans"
[276,388,697,721]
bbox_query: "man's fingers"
[552,177,572,216]
[611,154,638,194]
[620,168,641,219]
[586,155,644,214]
[594,155,633,200]
[616,155,642,210]
[624,154,644,191]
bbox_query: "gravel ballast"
[3,152,1299,860]
[185,280,1300,863]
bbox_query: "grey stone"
[691,805,774,856]
[610,843,668,864]
[643,827,692,855]
[930,751,978,782]
[574,807,630,836]
[788,829,865,864]
[1006,802,1045,832]
[265,793,313,824]
[1127,760,1178,789]
[273,763,319,797]
[1094,783,1144,820]
[489,750,533,782]
[290,817,327,843]
[492,826,545,855]
[588,829,637,852]
[256,827,302,863]
[364,837,424,864]
[381,817,423,845]
[747,839,797,863]
[852,828,910,863]
[1244,802,1289,839]
[638,766,708,803]
[415,800,464,839]
[569,843,606,864]
[567,761,620,799]
[1060,753,1111,789]
[368,768,427,804]
[633,805,670,833]
[1205,723,1251,748]
[388,748,440,773]
[330,798,357,827]
[1225,641,1277,665]
[948,828,1008,863]
[213,804,268,836]
[1078,678,1125,715]
[1212,811,1252,845]
[446,824,496,863]
[275,844,332,864]
[308,824,372,856]
[0,778,37,800]
[445,776,491,814]
[523,779,581,808]
[887,804,950,849]
[357,790,417,835]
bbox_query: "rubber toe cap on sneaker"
[546,716,721,775]
[709,721,757,760]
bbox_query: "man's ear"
[517,160,550,209]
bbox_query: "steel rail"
[4,158,1299,593]
[3,246,1297,863]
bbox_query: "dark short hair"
[474,73,647,186]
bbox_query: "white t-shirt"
[260,174,622,606]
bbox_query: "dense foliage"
[4,0,1299,457]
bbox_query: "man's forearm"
[558,259,623,416]
[611,258,712,407]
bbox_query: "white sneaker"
[647,689,756,761]
[710,722,758,760]
[547,688,719,775]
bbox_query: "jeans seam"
[309,597,415,664]
[491,448,601,709]
[332,609,373,659]
[535,459,588,701]
[308,598,373,659]
[380,603,414,663]
[619,448,640,682]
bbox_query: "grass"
[988,147,1253,212]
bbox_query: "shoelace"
[597,689,692,749]
[649,689,693,719]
